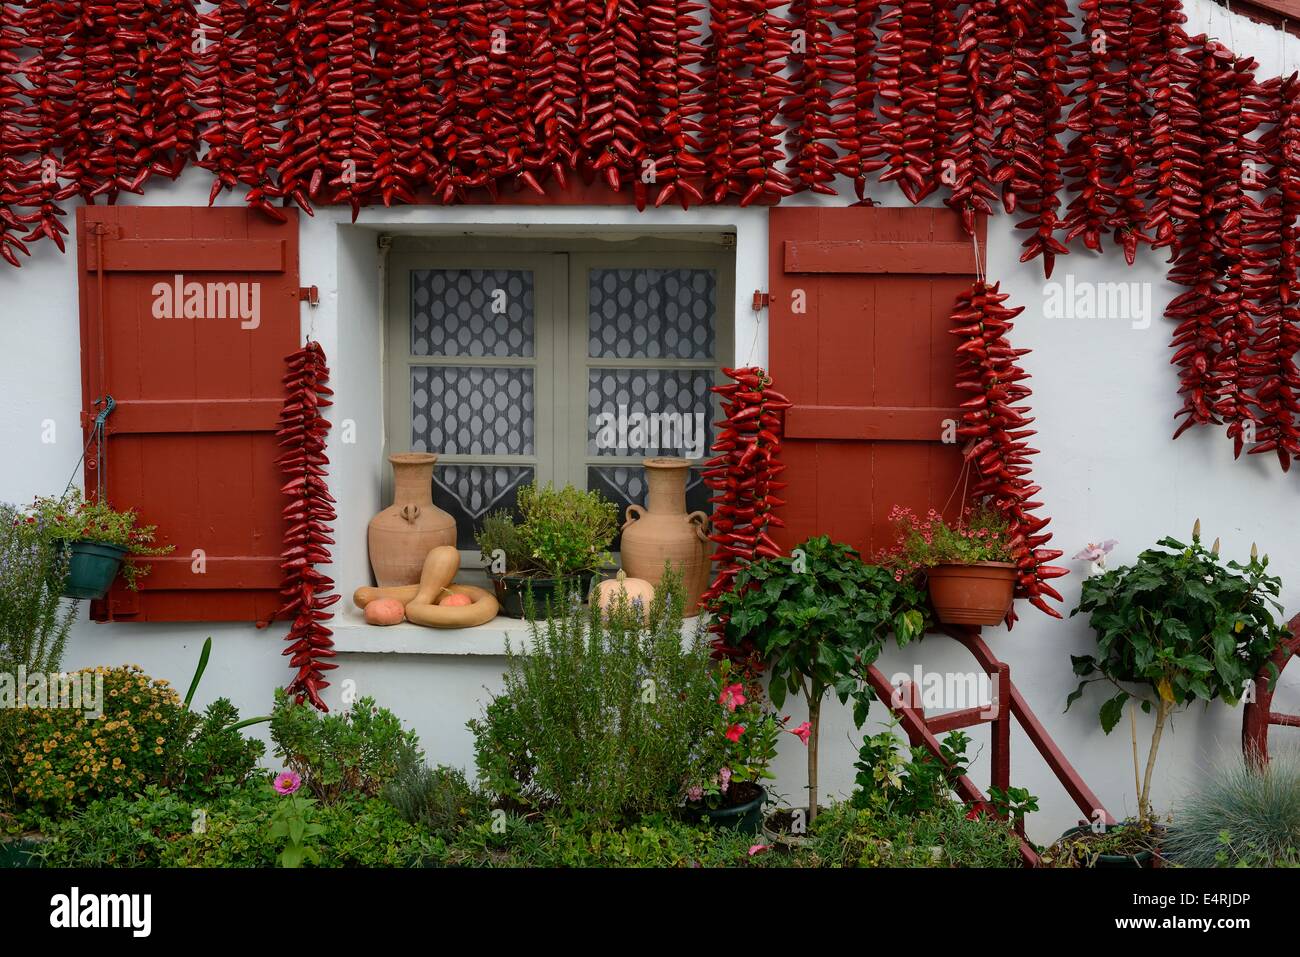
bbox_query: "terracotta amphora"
[619,457,711,611]
[368,452,457,586]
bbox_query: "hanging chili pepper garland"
[829,0,885,203]
[1,0,31,267]
[1002,0,1071,277]
[704,0,794,206]
[1208,51,1265,459]
[1243,73,1300,470]
[193,0,289,220]
[643,0,707,209]
[1166,39,1262,444]
[876,0,949,206]
[701,366,789,668]
[785,0,841,197]
[949,281,1066,623]
[1139,0,1191,253]
[276,340,340,713]
[941,0,1008,234]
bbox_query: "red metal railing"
[864,624,1114,867]
[1243,613,1300,766]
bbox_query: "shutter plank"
[86,238,286,271]
[784,239,977,274]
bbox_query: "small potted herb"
[18,490,172,599]
[682,660,806,835]
[475,483,618,618]
[1063,521,1288,866]
[884,504,1017,626]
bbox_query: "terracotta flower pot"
[926,561,1017,625]
[367,453,457,587]
[619,457,710,611]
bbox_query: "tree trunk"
[806,689,822,824]
[1139,699,1171,826]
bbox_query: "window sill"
[331,612,705,657]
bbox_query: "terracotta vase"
[620,457,710,611]
[368,453,457,587]
[926,561,1017,626]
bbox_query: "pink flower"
[788,721,812,745]
[273,771,301,796]
[748,844,770,856]
[1073,540,1117,563]
[719,683,747,712]
[719,767,732,793]
[725,723,745,743]
[687,785,703,803]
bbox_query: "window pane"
[411,269,535,357]
[433,464,535,550]
[588,465,711,551]
[412,366,535,456]
[587,368,713,458]
[588,268,716,359]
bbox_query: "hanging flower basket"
[55,539,128,600]
[926,561,1017,626]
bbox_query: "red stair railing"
[863,624,1114,867]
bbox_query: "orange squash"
[593,570,655,617]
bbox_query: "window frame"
[383,235,735,564]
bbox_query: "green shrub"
[384,760,488,839]
[475,483,618,578]
[1164,751,1300,867]
[169,698,266,802]
[467,693,537,807]
[269,691,422,805]
[474,572,715,822]
[10,665,189,814]
[801,800,1023,868]
[1069,525,1287,824]
[41,785,439,868]
[0,501,74,676]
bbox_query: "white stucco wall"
[1,0,1297,844]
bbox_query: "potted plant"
[712,535,928,823]
[682,660,806,835]
[475,483,618,618]
[17,490,172,599]
[1063,521,1289,866]
[884,504,1017,625]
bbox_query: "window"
[385,237,734,557]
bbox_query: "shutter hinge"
[752,290,770,312]
[298,285,319,306]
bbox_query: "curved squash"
[406,584,499,628]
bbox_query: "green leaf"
[1099,691,1130,735]
[769,679,786,710]
[184,637,213,709]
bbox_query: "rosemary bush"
[1163,751,1300,867]
[475,572,715,822]
[0,502,75,674]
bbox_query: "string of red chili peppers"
[829,0,885,203]
[701,366,789,668]
[1243,73,1300,471]
[643,0,708,209]
[1,0,31,267]
[276,341,340,713]
[950,282,1066,624]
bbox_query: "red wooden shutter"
[76,206,301,622]
[767,206,982,560]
